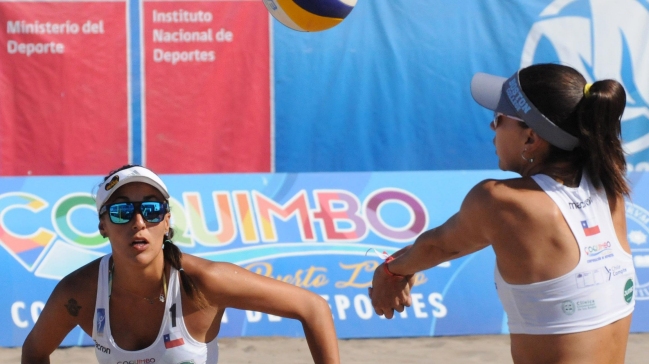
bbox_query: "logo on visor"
[105,175,119,191]
[505,78,531,114]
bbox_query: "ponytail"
[163,227,209,309]
[575,80,629,197]
[519,64,629,197]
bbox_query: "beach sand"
[4,333,648,363]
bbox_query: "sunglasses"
[492,112,525,128]
[99,201,169,224]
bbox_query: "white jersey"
[92,254,219,363]
[494,173,636,334]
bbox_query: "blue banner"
[273,0,649,173]
[2,1,647,176]
[2,170,649,347]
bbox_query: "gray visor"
[470,71,579,151]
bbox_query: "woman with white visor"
[22,164,340,364]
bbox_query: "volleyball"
[262,0,357,32]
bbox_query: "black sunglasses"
[99,201,169,224]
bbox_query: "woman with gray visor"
[369,63,636,364]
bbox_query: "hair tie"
[583,83,593,97]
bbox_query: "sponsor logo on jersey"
[584,241,612,257]
[624,279,635,303]
[561,300,575,315]
[561,299,598,315]
[117,359,156,364]
[96,308,105,336]
[576,269,606,288]
[604,265,630,280]
[575,299,597,311]
[94,340,110,354]
[568,197,592,210]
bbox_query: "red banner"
[143,1,271,173]
[0,2,128,176]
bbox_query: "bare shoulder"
[461,177,554,229]
[178,254,241,287]
[40,257,101,332]
[54,258,101,301]
[180,254,233,273]
[465,177,540,208]
[178,254,291,298]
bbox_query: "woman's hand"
[368,261,415,319]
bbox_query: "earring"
[161,232,169,250]
[521,149,534,163]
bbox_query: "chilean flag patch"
[164,333,184,349]
[581,220,600,236]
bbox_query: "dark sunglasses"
[99,201,169,224]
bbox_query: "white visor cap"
[95,166,170,212]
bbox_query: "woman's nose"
[132,211,146,229]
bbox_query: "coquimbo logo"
[117,359,155,364]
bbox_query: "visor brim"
[470,73,518,116]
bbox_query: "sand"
[3,333,649,363]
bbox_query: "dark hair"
[519,64,629,197]
[163,228,208,309]
[101,164,208,309]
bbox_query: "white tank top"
[494,173,636,334]
[92,254,219,363]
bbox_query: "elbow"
[21,336,50,364]
[299,293,332,325]
[21,350,48,364]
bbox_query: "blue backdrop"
[273,0,649,172]
[2,170,649,347]
[2,0,649,349]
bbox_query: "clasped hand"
[368,263,416,319]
